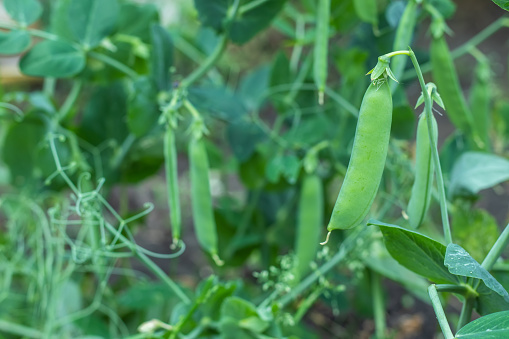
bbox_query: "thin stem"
[239,0,270,14]
[110,134,136,170]
[408,49,452,244]
[457,297,475,330]
[0,320,42,338]
[428,284,454,339]
[44,78,56,98]
[88,51,138,79]
[482,222,509,271]
[58,80,82,121]
[0,22,62,42]
[372,270,386,339]
[324,86,359,117]
[436,284,475,296]
[384,50,410,58]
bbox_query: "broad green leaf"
[117,3,159,42]
[68,0,119,48]
[445,244,509,302]
[265,154,301,184]
[226,119,266,162]
[219,318,258,339]
[188,85,247,123]
[0,30,31,54]
[150,24,173,92]
[118,282,169,310]
[456,310,509,338]
[194,0,229,31]
[19,41,85,78]
[369,219,460,284]
[127,77,159,137]
[449,152,509,198]
[229,0,287,45]
[493,0,509,11]
[452,208,499,263]
[3,0,42,26]
[238,65,270,112]
[353,0,377,25]
[476,280,509,316]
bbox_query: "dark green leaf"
[3,0,42,25]
[445,244,509,302]
[476,281,509,316]
[219,318,258,339]
[226,119,266,162]
[221,296,258,320]
[68,0,119,48]
[428,0,456,18]
[369,219,460,284]
[265,154,301,184]
[188,85,247,123]
[0,30,31,55]
[117,3,159,42]
[150,24,173,92]
[456,310,509,338]
[194,0,229,31]
[19,40,85,78]
[127,77,159,137]
[493,0,509,10]
[118,282,171,310]
[449,152,509,198]
[238,65,270,112]
[230,0,287,45]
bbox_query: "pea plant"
[1,0,509,338]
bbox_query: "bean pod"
[407,113,438,229]
[164,127,181,245]
[313,0,330,104]
[294,174,323,280]
[327,80,392,232]
[189,137,222,265]
[469,60,491,150]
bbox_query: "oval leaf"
[492,0,509,11]
[68,0,119,48]
[3,0,42,26]
[20,40,85,78]
[449,152,509,198]
[0,30,31,55]
[456,310,509,338]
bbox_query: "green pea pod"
[390,0,417,91]
[189,137,223,265]
[313,0,330,104]
[407,113,438,229]
[294,174,323,281]
[164,127,181,245]
[469,60,492,150]
[430,36,474,135]
[326,80,392,234]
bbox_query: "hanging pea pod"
[313,0,330,105]
[164,127,181,245]
[407,113,438,229]
[189,136,223,265]
[294,173,323,281]
[469,58,492,151]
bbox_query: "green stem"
[428,284,454,339]
[88,51,138,79]
[372,270,386,339]
[0,320,42,338]
[482,222,509,271]
[0,22,62,42]
[457,297,475,330]
[239,0,270,14]
[436,284,476,296]
[408,49,452,244]
[58,80,82,121]
[324,86,359,117]
[179,35,227,88]
[44,78,56,98]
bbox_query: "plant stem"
[0,320,42,338]
[239,0,270,14]
[88,51,138,79]
[408,49,452,244]
[58,80,83,121]
[0,22,62,42]
[436,284,477,296]
[372,270,386,339]
[428,284,454,339]
[482,222,509,271]
[44,78,56,98]
[457,297,474,330]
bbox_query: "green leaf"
[226,119,266,162]
[449,152,509,198]
[150,24,173,92]
[456,310,509,338]
[353,0,377,25]
[188,85,248,123]
[493,0,509,10]
[230,0,287,45]
[265,154,301,184]
[445,244,509,302]
[19,40,85,78]
[369,219,460,284]
[3,0,42,26]
[221,296,258,320]
[0,30,31,55]
[238,65,270,112]
[476,281,509,316]
[194,0,229,31]
[127,77,159,137]
[118,282,169,310]
[239,316,270,333]
[117,3,159,42]
[68,0,119,48]
[219,318,258,339]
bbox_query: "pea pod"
[313,0,330,104]
[326,80,392,233]
[407,113,438,229]
[164,127,181,245]
[189,137,222,265]
[430,36,474,136]
[294,174,323,280]
[469,60,492,150]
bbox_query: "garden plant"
[1,0,509,338]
